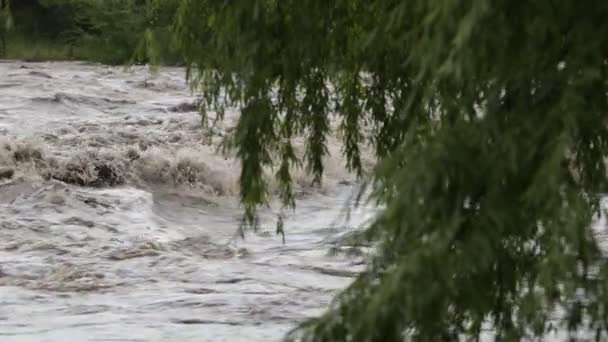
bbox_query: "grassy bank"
[4,34,181,65]
[5,35,80,62]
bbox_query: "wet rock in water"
[0,168,14,180]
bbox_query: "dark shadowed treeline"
[4,0,179,64]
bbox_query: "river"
[0,61,374,342]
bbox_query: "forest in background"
[2,0,178,64]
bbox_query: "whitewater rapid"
[0,61,374,341]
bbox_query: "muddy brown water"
[0,61,375,342]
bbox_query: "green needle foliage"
[170,0,608,340]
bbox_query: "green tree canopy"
[168,1,608,340]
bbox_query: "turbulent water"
[0,61,375,341]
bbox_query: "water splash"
[0,61,375,342]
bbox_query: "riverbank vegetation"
[3,0,179,64]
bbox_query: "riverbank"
[4,36,81,62]
[4,34,180,65]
